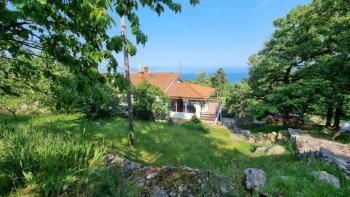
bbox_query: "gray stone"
[106,154,236,196]
[288,129,350,178]
[254,147,268,154]
[240,130,252,138]
[311,171,340,189]
[147,172,158,180]
[244,168,266,190]
[266,145,287,155]
[152,187,169,197]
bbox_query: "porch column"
[184,99,188,113]
[175,100,178,112]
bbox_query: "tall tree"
[246,0,350,124]
[121,15,135,145]
[211,68,228,97]
[195,71,210,86]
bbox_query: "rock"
[147,172,158,180]
[152,187,169,197]
[240,130,252,139]
[319,148,350,177]
[106,154,235,196]
[311,171,340,189]
[254,147,268,154]
[266,145,287,155]
[255,133,268,144]
[267,132,277,143]
[277,131,289,141]
[288,129,350,178]
[244,168,266,190]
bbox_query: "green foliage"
[0,0,200,115]
[51,71,120,118]
[133,82,169,121]
[0,95,28,119]
[210,68,228,97]
[223,81,250,116]
[181,115,208,132]
[246,0,350,123]
[194,71,211,86]
[190,115,201,124]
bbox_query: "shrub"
[191,115,201,123]
[182,116,208,132]
[133,82,169,121]
[52,74,120,119]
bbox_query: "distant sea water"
[181,72,248,84]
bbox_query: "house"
[130,66,222,122]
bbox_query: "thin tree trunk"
[11,111,17,120]
[333,107,341,129]
[333,98,343,129]
[325,106,333,127]
[121,16,135,145]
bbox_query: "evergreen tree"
[210,68,228,97]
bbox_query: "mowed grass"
[1,113,350,196]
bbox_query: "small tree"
[0,95,29,119]
[133,82,169,121]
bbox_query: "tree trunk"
[333,99,343,129]
[121,16,135,145]
[282,109,289,126]
[325,107,333,127]
[11,111,17,120]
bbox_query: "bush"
[133,82,169,121]
[52,74,120,119]
[182,116,208,132]
[191,115,201,123]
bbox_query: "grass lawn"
[1,113,350,196]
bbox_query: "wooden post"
[121,15,135,145]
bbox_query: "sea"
[181,72,248,84]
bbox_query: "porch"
[169,98,221,122]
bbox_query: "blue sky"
[106,0,310,74]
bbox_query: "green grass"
[1,113,349,196]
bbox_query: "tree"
[246,0,350,125]
[195,71,210,86]
[133,82,169,121]
[120,15,135,145]
[1,0,200,145]
[210,68,228,97]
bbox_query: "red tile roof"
[102,66,215,100]
[130,72,180,91]
[167,81,215,100]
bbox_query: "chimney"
[144,66,149,78]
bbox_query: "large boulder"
[311,171,340,189]
[244,168,266,190]
[254,147,269,154]
[253,145,287,155]
[106,154,235,196]
[266,145,287,155]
